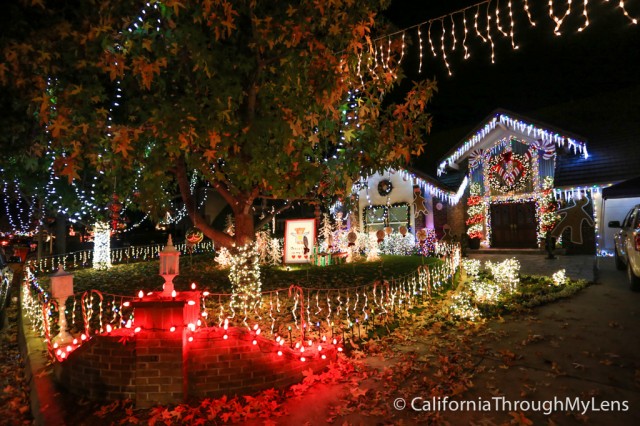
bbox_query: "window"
[363,204,409,232]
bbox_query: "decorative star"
[413,192,429,216]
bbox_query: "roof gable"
[437,109,588,176]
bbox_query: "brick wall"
[54,335,136,401]
[54,326,336,407]
[187,328,335,398]
[448,196,467,240]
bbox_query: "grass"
[36,254,441,296]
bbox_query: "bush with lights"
[379,232,416,255]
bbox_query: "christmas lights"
[485,258,520,293]
[466,183,485,241]
[93,221,112,270]
[438,114,587,176]
[551,269,568,286]
[363,0,637,78]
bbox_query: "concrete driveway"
[450,255,640,425]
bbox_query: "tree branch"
[175,156,235,248]
[255,202,293,230]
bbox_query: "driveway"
[270,256,640,425]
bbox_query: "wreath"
[377,179,393,196]
[488,149,530,193]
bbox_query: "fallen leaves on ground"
[0,298,32,424]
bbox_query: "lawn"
[36,254,440,296]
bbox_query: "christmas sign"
[284,219,316,264]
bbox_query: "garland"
[466,183,484,240]
[487,149,530,193]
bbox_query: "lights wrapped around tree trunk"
[229,243,262,310]
[93,221,112,270]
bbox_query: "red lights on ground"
[197,319,202,327]
[187,300,196,305]
[188,323,195,332]
[188,336,194,342]
[81,334,87,341]
[252,340,257,345]
[66,345,72,352]
[201,311,208,317]
[300,346,305,353]
[73,339,78,345]
[332,338,337,345]
[277,351,283,356]
[53,343,58,349]
[134,327,141,333]
[308,340,312,346]
[256,329,261,335]
[338,347,343,352]
[300,357,306,362]
[223,334,228,340]
[138,290,144,298]
[171,290,177,298]
[223,319,228,330]
[170,326,176,332]
[106,324,112,333]
[317,346,322,351]
[321,354,326,360]
[191,283,196,290]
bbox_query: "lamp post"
[159,235,180,297]
[50,267,74,343]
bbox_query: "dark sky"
[383,0,640,133]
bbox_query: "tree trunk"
[55,213,66,255]
[234,211,255,247]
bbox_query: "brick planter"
[53,295,336,407]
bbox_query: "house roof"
[413,84,640,190]
[602,176,640,199]
[528,85,640,187]
[434,108,588,176]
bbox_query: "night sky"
[383,0,640,135]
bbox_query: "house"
[392,85,640,255]
[354,110,596,251]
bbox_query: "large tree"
[1,0,436,248]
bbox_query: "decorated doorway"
[490,202,537,248]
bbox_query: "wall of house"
[357,172,416,231]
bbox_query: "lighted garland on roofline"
[438,113,586,175]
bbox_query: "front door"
[490,202,538,248]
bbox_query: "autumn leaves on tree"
[1,0,436,248]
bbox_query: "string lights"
[93,221,112,270]
[438,113,587,176]
[360,0,637,77]
[23,245,462,364]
